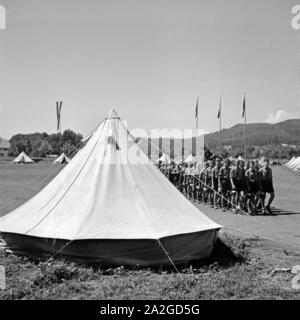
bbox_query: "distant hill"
[204,119,300,149]
[138,119,300,159]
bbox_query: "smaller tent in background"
[287,157,296,168]
[290,157,299,168]
[158,153,171,164]
[238,155,244,161]
[290,157,300,170]
[54,153,70,164]
[294,161,300,171]
[13,151,34,164]
[285,157,295,167]
[174,158,183,165]
[184,154,197,164]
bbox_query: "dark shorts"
[221,180,231,194]
[232,179,245,192]
[249,181,260,194]
[261,181,274,194]
[205,179,212,189]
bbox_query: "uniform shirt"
[193,168,200,176]
[230,167,245,182]
[205,167,213,182]
[199,168,206,181]
[171,168,180,183]
[258,167,272,182]
[230,167,237,180]
[245,168,259,183]
[219,166,231,181]
[212,166,221,180]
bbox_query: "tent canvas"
[174,157,183,165]
[287,157,296,168]
[289,157,299,169]
[54,153,70,164]
[12,151,34,164]
[184,154,197,164]
[294,161,300,171]
[285,157,295,167]
[0,110,221,266]
[291,157,300,169]
[158,153,171,164]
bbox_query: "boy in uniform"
[219,158,231,212]
[258,158,275,215]
[230,160,246,214]
[199,162,209,203]
[212,157,222,209]
[204,160,214,207]
[245,160,260,215]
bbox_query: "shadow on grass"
[238,207,300,217]
[0,236,249,299]
[173,236,247,273]
[271,208,300,216]
[0,236,248,288]
[32,236,247,277]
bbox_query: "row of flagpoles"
[55,97,248,160]
[195,94,247,159]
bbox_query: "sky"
[0,0,300,139]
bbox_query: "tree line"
[9,130,83,158]
[8,130,300,161]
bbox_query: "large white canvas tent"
[54,153,70,164]
[12,151,34,164]
[158,153,171,164]
[0,110,221,266]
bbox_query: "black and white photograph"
[0,0,300,306]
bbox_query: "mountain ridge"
[204,119,300,148]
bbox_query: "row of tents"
[12,151,70,164]
[158,153,249,165]
[158,153,197,165]
[285,156,300,171]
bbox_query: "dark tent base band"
[0,230,217,266]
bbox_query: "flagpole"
[195,96,199,162]
[219,95,222,156]
[59,100,62,134]
[196,96,199,131]
[57,100,62,134]
[243,93,247,159]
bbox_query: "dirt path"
[195,166,300,252]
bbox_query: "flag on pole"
[56,101,62,131]
[242,95,246,118]
[195,97,198,119]
[217,95,222,119]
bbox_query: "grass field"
[0,163,300,300]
